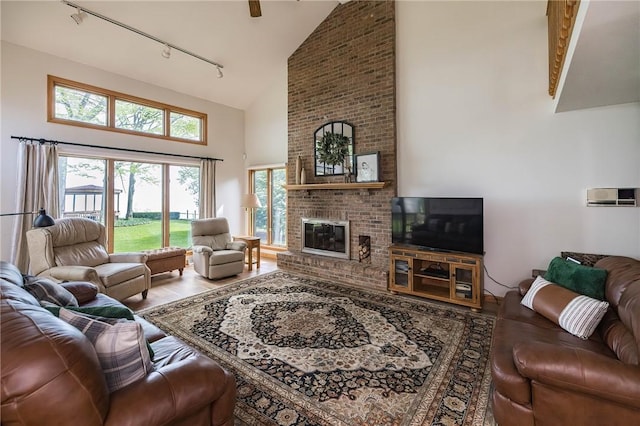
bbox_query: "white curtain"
[199,159,216,219]
[11,141,60,271]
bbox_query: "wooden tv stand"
[388,245,484,311]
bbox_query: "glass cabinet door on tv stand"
[388,245,483,311]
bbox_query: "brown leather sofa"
[490,256,640,425]
[1,261,236,426]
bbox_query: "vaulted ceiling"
[1,0,337,110]
[2,1,638,113]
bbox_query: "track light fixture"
[161,44,171,59]
[61,0,224,77]
[70,7,86,25]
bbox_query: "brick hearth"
[277,1,396,290]
[278,251,388,291]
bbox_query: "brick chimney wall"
[278,0,397,290]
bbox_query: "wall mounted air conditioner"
[586,188,638,207]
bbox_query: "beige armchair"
[26,217,150,301]
[191,217,247,279]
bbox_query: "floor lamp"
[241,193,261,236]
[0,208,55,227]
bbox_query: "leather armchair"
[26,217,150,301]
[191,217,247,279]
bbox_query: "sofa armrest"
[59,281,99,304]
[105,356,236,426]
[109,252,148,263]
[518,278,535,296]
[226,241,247,252]
[192,245,213,254]
[513,342,640,409]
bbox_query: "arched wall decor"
[313,121,354,177]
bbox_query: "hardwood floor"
[122,258,278,312]
[122,257,499,315]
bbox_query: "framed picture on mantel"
[355,152,380,183]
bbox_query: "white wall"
[397,1,640,296]
[0,41,246,261]
[243,1,640,297]
[245,64,288,169]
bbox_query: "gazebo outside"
[62,184,121,222]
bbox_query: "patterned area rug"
[141,271,496,425]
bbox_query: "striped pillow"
[521,276,609,339]
[59,308,153,392]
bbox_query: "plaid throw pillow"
[521,276,609,339]
[59,308,153,392]
[24,276,78,307]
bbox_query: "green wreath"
[317,132,350,167]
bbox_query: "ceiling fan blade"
[248,0,262,18]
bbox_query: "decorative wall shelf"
[283,182,387,191]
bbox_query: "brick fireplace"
[277,1,397,291]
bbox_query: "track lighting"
[61,1,224,75]
[161,44,171,59]
[70,7,86,25]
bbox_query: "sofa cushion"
[59,308,153,392]
[545,256,607,300]
[595,256,640,365]
[522,276,609,339]
[24,276,78,307]
[0,262,25,287]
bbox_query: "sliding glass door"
[113,161,162,252]
[169,165,200,247]
[59,157,107,224]
[59,155,199,253]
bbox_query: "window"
[113,161,163,252]
[59,155,200,253]
[115,100,164,135]
[170,112,202,141]
[169,165,200,247]
[59,157,107,223]
[250,167,286,247]
[54,86,108,126]
[49,75,207,144]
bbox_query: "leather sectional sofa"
[1,261,236,426]
[491,256,640,425]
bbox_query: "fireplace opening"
[302,218,350,259]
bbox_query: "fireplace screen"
[301,218,350,259]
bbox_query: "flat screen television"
[391,197,484,255]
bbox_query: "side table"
[233,236,260,271]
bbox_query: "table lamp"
[241,193,261,236]
[241,193,261,211]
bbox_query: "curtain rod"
[11,136,223,162]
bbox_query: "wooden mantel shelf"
[284,182,387,191]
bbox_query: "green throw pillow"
[544,257,608,301]
[46,305,154,361]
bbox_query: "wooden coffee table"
[233,236,260,271]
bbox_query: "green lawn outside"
[114,219,192,252]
